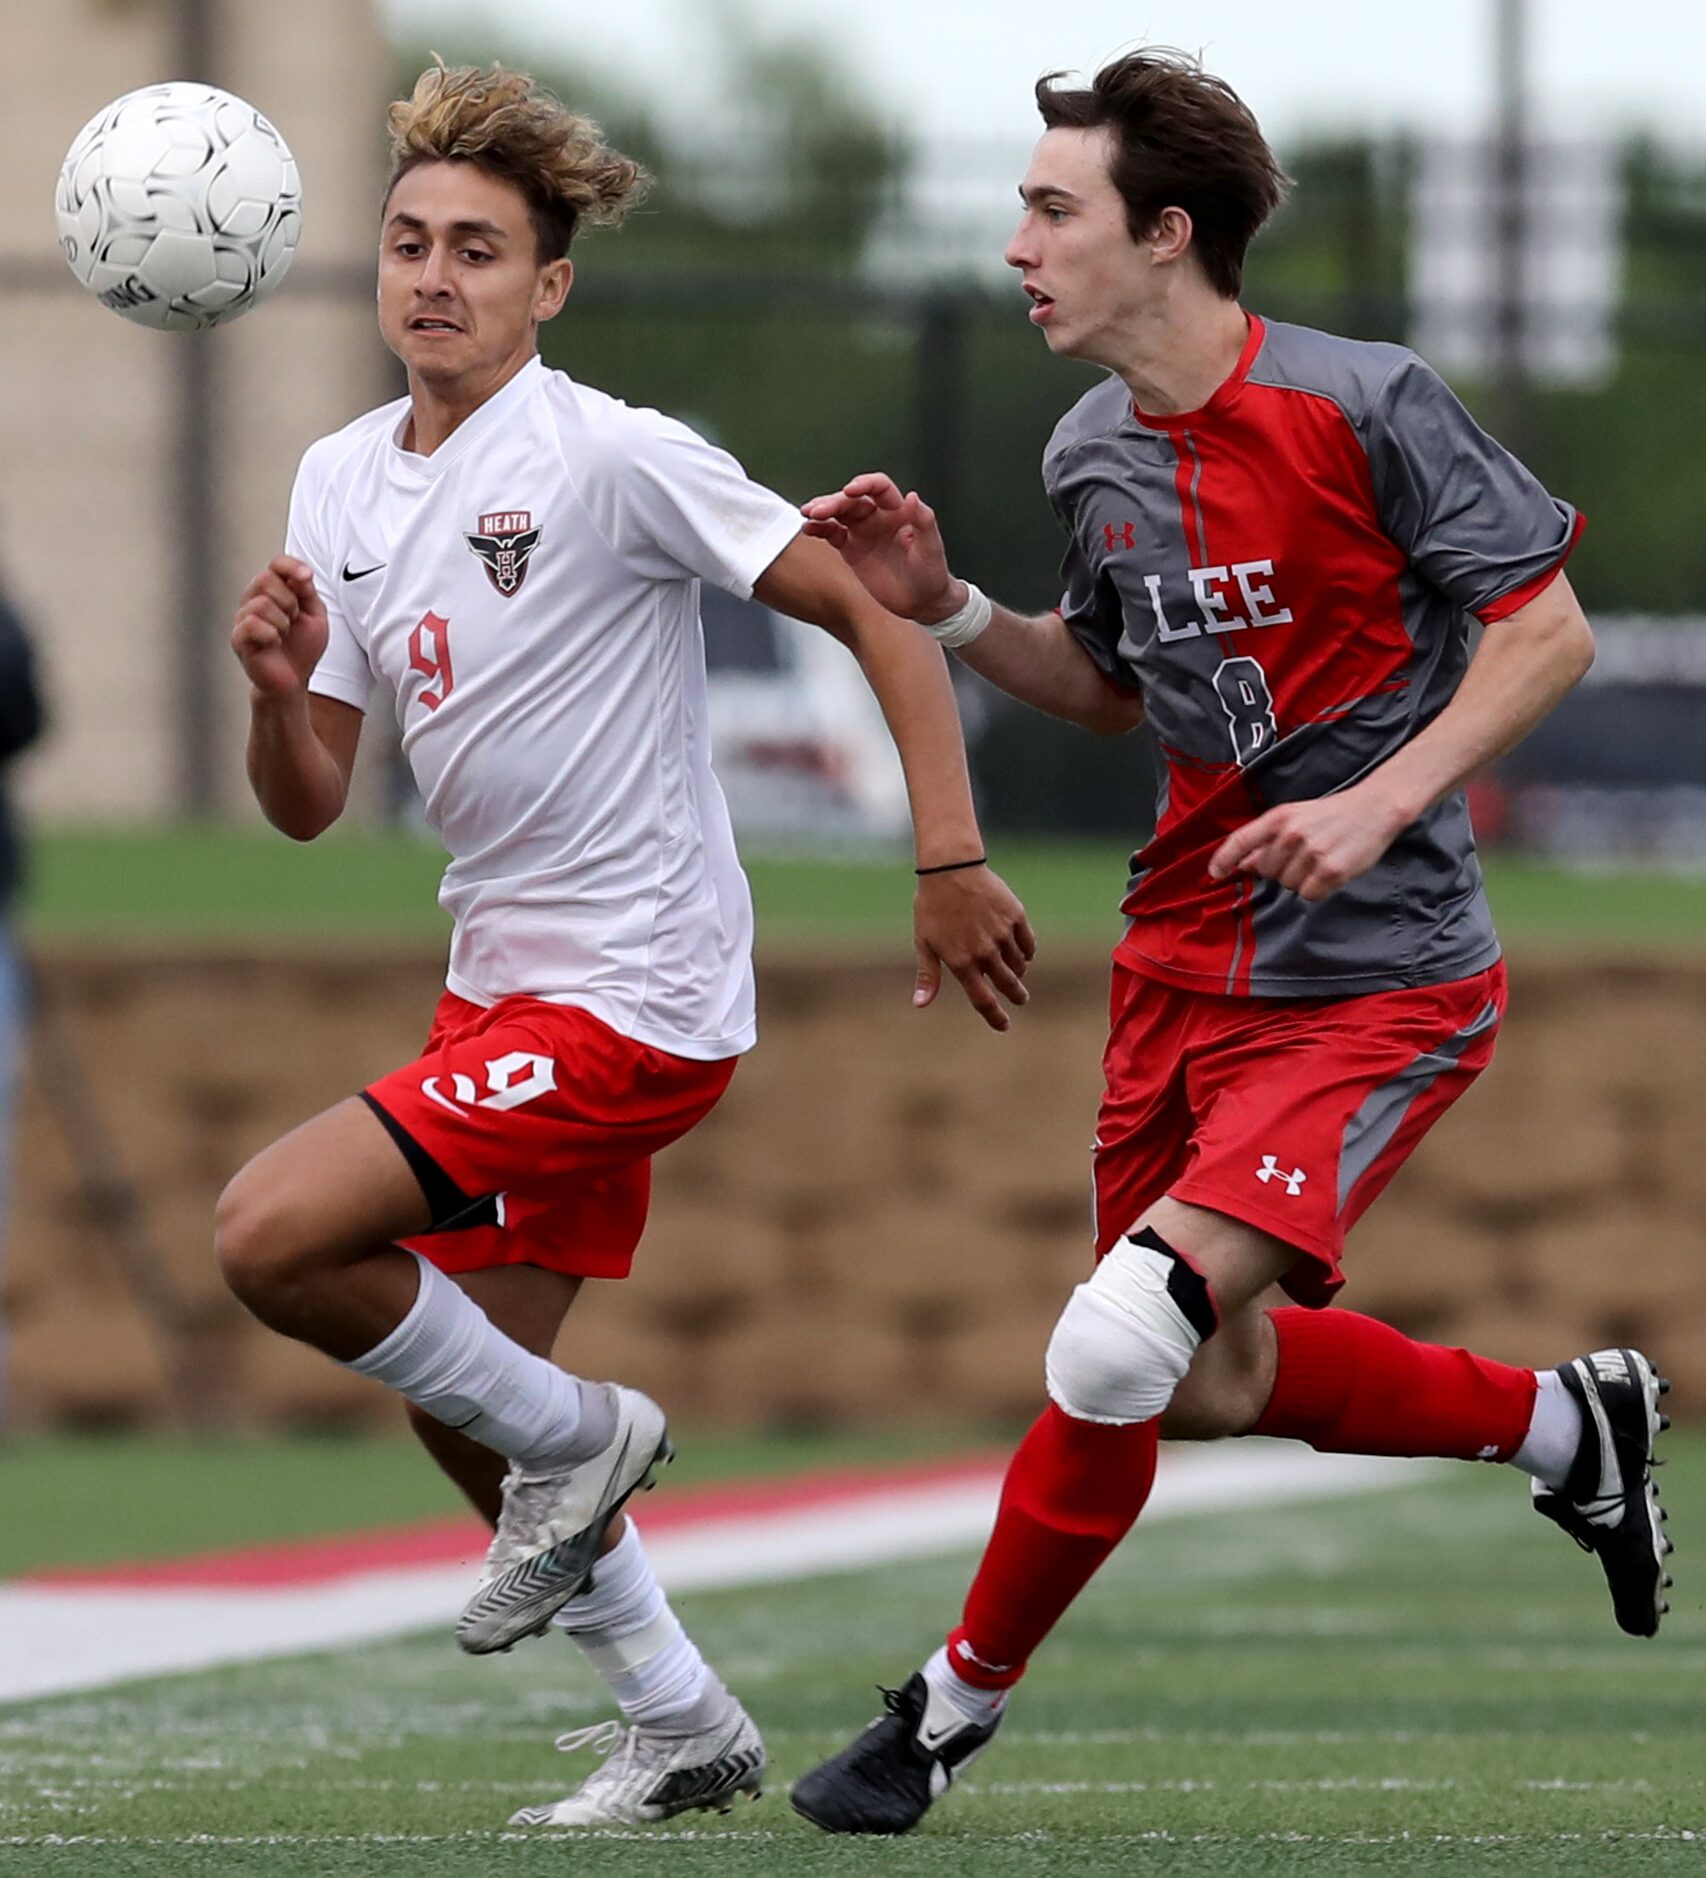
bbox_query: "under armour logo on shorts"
[1255,1154,1307,1196]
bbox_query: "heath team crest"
[465,509,542,597]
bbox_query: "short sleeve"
[1054,508,1131,683]
[596,412,803,598]
[1364,354,1583,622]
[287,455,374,712]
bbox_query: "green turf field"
[22,825,1706,948]
[2,1437,1701,1873]
[0,1426,1006,1580]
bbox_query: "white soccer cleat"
[508,1701,766,1827]
[457,1385,672,1656]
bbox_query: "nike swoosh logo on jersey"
[341,560,386,581]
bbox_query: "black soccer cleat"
[1532,1348,1673,1638]
[790,1672,1002,1835]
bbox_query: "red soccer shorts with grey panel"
[1092,958,1508,1304]
[364,991,735,1281]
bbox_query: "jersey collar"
[1129,312,1264,432]
[388,354,546,479]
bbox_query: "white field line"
[7,1830,1706,1849]
[0,1446,1417,1705]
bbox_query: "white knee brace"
[1044,1227,1219,1424]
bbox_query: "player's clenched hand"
[801,474,959,624]
[913,865,1037,1032]
[231,556,328,700]
[1208,785,1408,902]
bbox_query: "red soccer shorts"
[363,992,735,1281]
[1092,958,1508,1305]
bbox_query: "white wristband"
[920,581,993,650]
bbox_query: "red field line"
[24,1452,1009,1591]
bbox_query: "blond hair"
[386,59,650,259]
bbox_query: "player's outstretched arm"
[1210,574,1595,902]
[803,474,1143,735]
[232,556,361,841]
[754,532,1036,1033]
[954,607,1146,737]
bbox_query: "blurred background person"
[0,576,43,1426]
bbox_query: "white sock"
[922,1644,1008,1728]
[343,1252,613,1471]
[1509,1370,1584,1491]
[553,1521,718,1727]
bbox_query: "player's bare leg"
[1145,1262,1278,1440]
[215,1100,672,1652]
[399,1265,765,1827]
[405,1400,508,1525]
[214,1098,436,1358]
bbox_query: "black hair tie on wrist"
[915,856,988,876]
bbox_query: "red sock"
[947,1402,1158,1691]
[1254,1307,1535,1461]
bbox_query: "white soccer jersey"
[286,356,804,1059]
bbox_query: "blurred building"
[0,0,393,823]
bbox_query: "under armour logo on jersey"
[1256,1154,1307,1196]
[464,508,542,597]
[1103,520,1137,553]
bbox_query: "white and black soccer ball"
[54,82,302,332]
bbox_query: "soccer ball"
[54,82,302,332]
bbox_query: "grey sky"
[382,0,1702,146]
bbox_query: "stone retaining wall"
[8,949,1704,1427]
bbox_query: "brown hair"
[1036,49,1287,298]
[386,59,651,262]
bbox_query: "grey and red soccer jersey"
[1049,314,1582,998]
